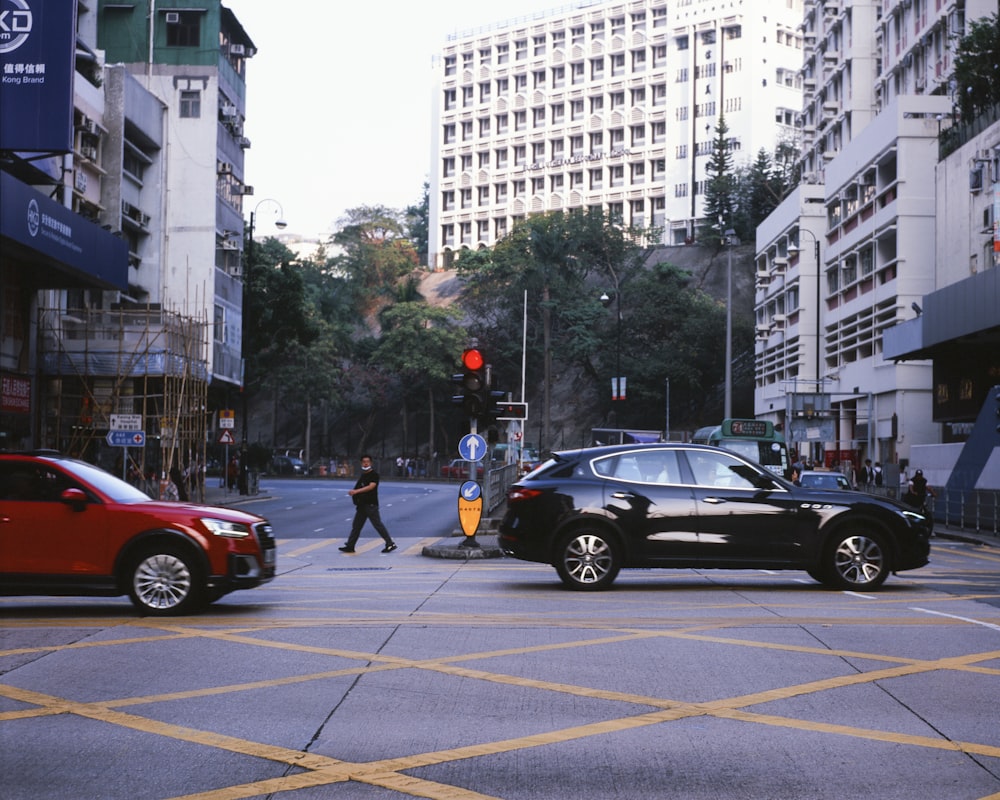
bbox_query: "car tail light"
[507,486,542,503]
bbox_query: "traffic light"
[452,347,488,417]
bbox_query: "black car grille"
[253,521,275,552]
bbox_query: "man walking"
[340,454,397,554]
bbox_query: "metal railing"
[859,485,999,537]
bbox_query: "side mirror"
[60,487,89,511]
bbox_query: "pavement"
[194,481,999,553]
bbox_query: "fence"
[861,485,999,537]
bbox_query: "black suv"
[499,443,931,591]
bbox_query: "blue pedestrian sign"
[458,433,487,462]
[106,430,145,447]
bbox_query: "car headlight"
[201,518,252,538]
[901,510,927,525]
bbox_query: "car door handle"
[701,497,726,504]
[611,492,636,500]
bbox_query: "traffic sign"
[458,481,483,538]
[110,414,142,431]
[458,433,487,462]
[106,430,145,447]
[219,409,236,429]
[218,429,236,445]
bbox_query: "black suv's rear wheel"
[127,544,205,615]
[554,528,621,590]
[822,527,889,590]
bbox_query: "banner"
[0,0,77,152]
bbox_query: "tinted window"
[685,450,761,490]
[0,462,76,501]
[592,449,681,484]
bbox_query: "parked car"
[499,443,931,591]
[271,455,304,475]
[441,459,484,479]
[0,452,276,615]
[798,471,854,491]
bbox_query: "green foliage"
[404,183,430,267]
[953,12,1000,121]
[700,116,736,245]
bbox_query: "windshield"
[49,458,153,502]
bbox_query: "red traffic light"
[462,348,484,371]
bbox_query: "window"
[497,44,509,64]
[631,87,646,106]
[570,171,583,188]
[165,11,200,47]
[572,26,585,45]
[514,110,527,131]
[550,174,564,191]
[515,39,527,60]
[551,103,565,124]
[496,114,509,134]
[462,86,474,107]
[552,65,565,88]
[533,35,546,56]
[479,47,491,64]
[513,145,526,166]
[444,88,456,110]
[591,21,605,39]
[630,125,645,146]
[687,451,760,489]
[495,218,507,238]
[676,145,688,159]
[477,220,489,240]
[610,17,625,36]
[630,162,645,182]
[495,148,508,169]
[443,157,456,178]
[495,183,508,202]
[589,168,603,189]
[461,154,472,171]
[478,151,490,168]
[479,82,491,102]
[652,84,666,106]
[651,121,665,143]
[590,95,604,113]
[533,70,546,88]
[513,179,526,196]
[591,57,604,79]
[532,107,545,127]
[478,186,490,205]
[462,52,473,68]
[179,90,201,118]
[532,142,545,162]
[609,164,624,186]
[496,77,509,94]
[550,138,564,159]
[444,56,456,76]
[571,62,585,84]
[570,135,583,156]
[531,176,545,193]
[462,120,473,140]
[653,45,667,68]
[460,188,472,208]
[442,191,455,211]
[570,99,584,120]
[552,30,565,49]
[514,74,528,92]
[608,202,623,222]
[631,49,646,71]
[443,124,456,144]
[651,158,665,179]
[610,128,624,147]
[478,117,490,136]
[611,53,625,76]
[610,91,625,109]
[676,35,689,50]
[589,131,604,151]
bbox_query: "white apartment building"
[429,0,805,269]
[754,0,994,471]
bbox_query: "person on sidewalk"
[340,454,397,554]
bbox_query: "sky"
[227,0,561,242]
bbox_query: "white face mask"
[362,464,372,471]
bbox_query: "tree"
[371,301,466,459]
[733,149,786,242]
[404,183,430,268]
[701,116,736,246]
[952,12,1000,121]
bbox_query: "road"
[2,489,999,800]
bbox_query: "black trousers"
[346,504,392,546]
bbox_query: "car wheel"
[554,528,621,591]
[127,544,205,616]
[822,527,889,591]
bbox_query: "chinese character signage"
[0,0,77,152]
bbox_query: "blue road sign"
[459,480,482,501]
[458,433,487,462]
[106,430,145,447]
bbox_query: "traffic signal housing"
[452,348,488,418]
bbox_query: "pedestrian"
[789,462,804,486]
[874,461,884,487]
[340,454,397,554]
[169,466,188,502]
[903,469,935,511]
[861,459,875,487]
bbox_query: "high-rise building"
[753,0,997,473]
[429,0,805,269]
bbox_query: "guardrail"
[861,486,999,537]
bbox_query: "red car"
[440,459,484,479]
[0,452,276,615]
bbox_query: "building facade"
[754,0,996,475]
[429,0,805,269]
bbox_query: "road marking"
[912,607,1000,633]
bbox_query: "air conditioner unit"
[236,185,254,196]
[220,104,237,118]
[236,136,251,149]
[772,257,788,270]
[229,44,245,56]
[756,324,771,334]
[217,161,232,175]
[773,314,787,325]
[221,239,239,251]
[165,11,180,23]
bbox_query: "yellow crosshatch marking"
[2,541,999,800]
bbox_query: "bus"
[691,418,789,476]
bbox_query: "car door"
[597,449,699,561]
[0,461,109,576]
[681,448,803,564]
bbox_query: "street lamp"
[724,228,736,419]
[600,271,623,406]
[242,199,287,455]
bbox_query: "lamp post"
[724,228,736,419]
[600,267,622,408]
[241,199,287,453]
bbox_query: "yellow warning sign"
[457,480,483,538]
